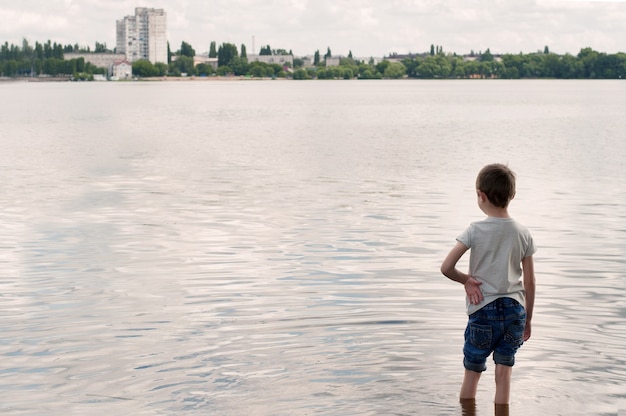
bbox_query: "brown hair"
[476,164,516,208]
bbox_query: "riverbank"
[0,76,71,82]
[140,75,285,81]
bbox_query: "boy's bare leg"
[460,369,482,399]
[494,364,512,404]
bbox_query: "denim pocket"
[469,323,492,350]
[504,319,525,347]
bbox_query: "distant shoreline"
[141,75,285,81]
[1,76,622,83]
[0,75,288,82]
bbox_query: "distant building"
[299,55,315,67]
[325,57,341,67]
[386,53,427,63]
[110,60,133,80]
[193,53,219,70]
[116,7,167,64]
[298,55,380,67]
[248,54,294,67]
[65,52,126,69]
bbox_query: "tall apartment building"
[116,8,167,64]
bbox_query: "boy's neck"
[486,208,510,218]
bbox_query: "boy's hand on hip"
[464,277,483,305]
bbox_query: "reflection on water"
[460,399,511,416]
[0,80,625,415]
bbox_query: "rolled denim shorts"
[463,297,526,373]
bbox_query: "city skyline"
[1,1,626,58]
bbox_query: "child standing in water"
[440,163,536,406]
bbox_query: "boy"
[440,163,536,405]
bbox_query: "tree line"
[399,46,626,79]
[2,38,625,80]
[1,39,108,79]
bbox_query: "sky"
[1,0,625,58]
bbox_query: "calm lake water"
[1,79,625,415]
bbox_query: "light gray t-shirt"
[457,217,536,315]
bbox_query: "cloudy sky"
[1,0,625,57]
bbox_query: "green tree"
[3,60,18,77]
[260,45,272,55]
[75,57,85,72]
[577,48,599,78]
[415,57,439,78]
[196,63,214,76]
[173,55,196,75]
[64,59,76,75]
[292,68,310,80]
[34,59,43,75]
[155,62,168,76]
[375,60,390,75]
[167,62,181,77]
[43,58,62,75]
[94,41,108,53]
[34,42,44,60]
[480,48,494,62]
[21,38,33,58]
[216,65,232,76]
[325,47,332,58]
[230,56,249,75]
[452,59,466,78]
[268,63,285,77]
[359,68,379,79]
[249,61,271,77]
[132,59,159,77]
[240,44,247,59]
[217,43,238,67]
[542,53,562,78]
[209,41,217,58]
[339,57,358,77]
[314,50,320,66]
[180,41,195,58]
[464,60,481,78]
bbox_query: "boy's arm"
[522,255,536,341]
[440,241,483,305]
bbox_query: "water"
[0,79,625,415]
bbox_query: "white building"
[110,60,133,80]
[325,57,341,67]
[193,53,219,70]
[64,52,126,69]
[248,54,294,67]
[116,7,167,64]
